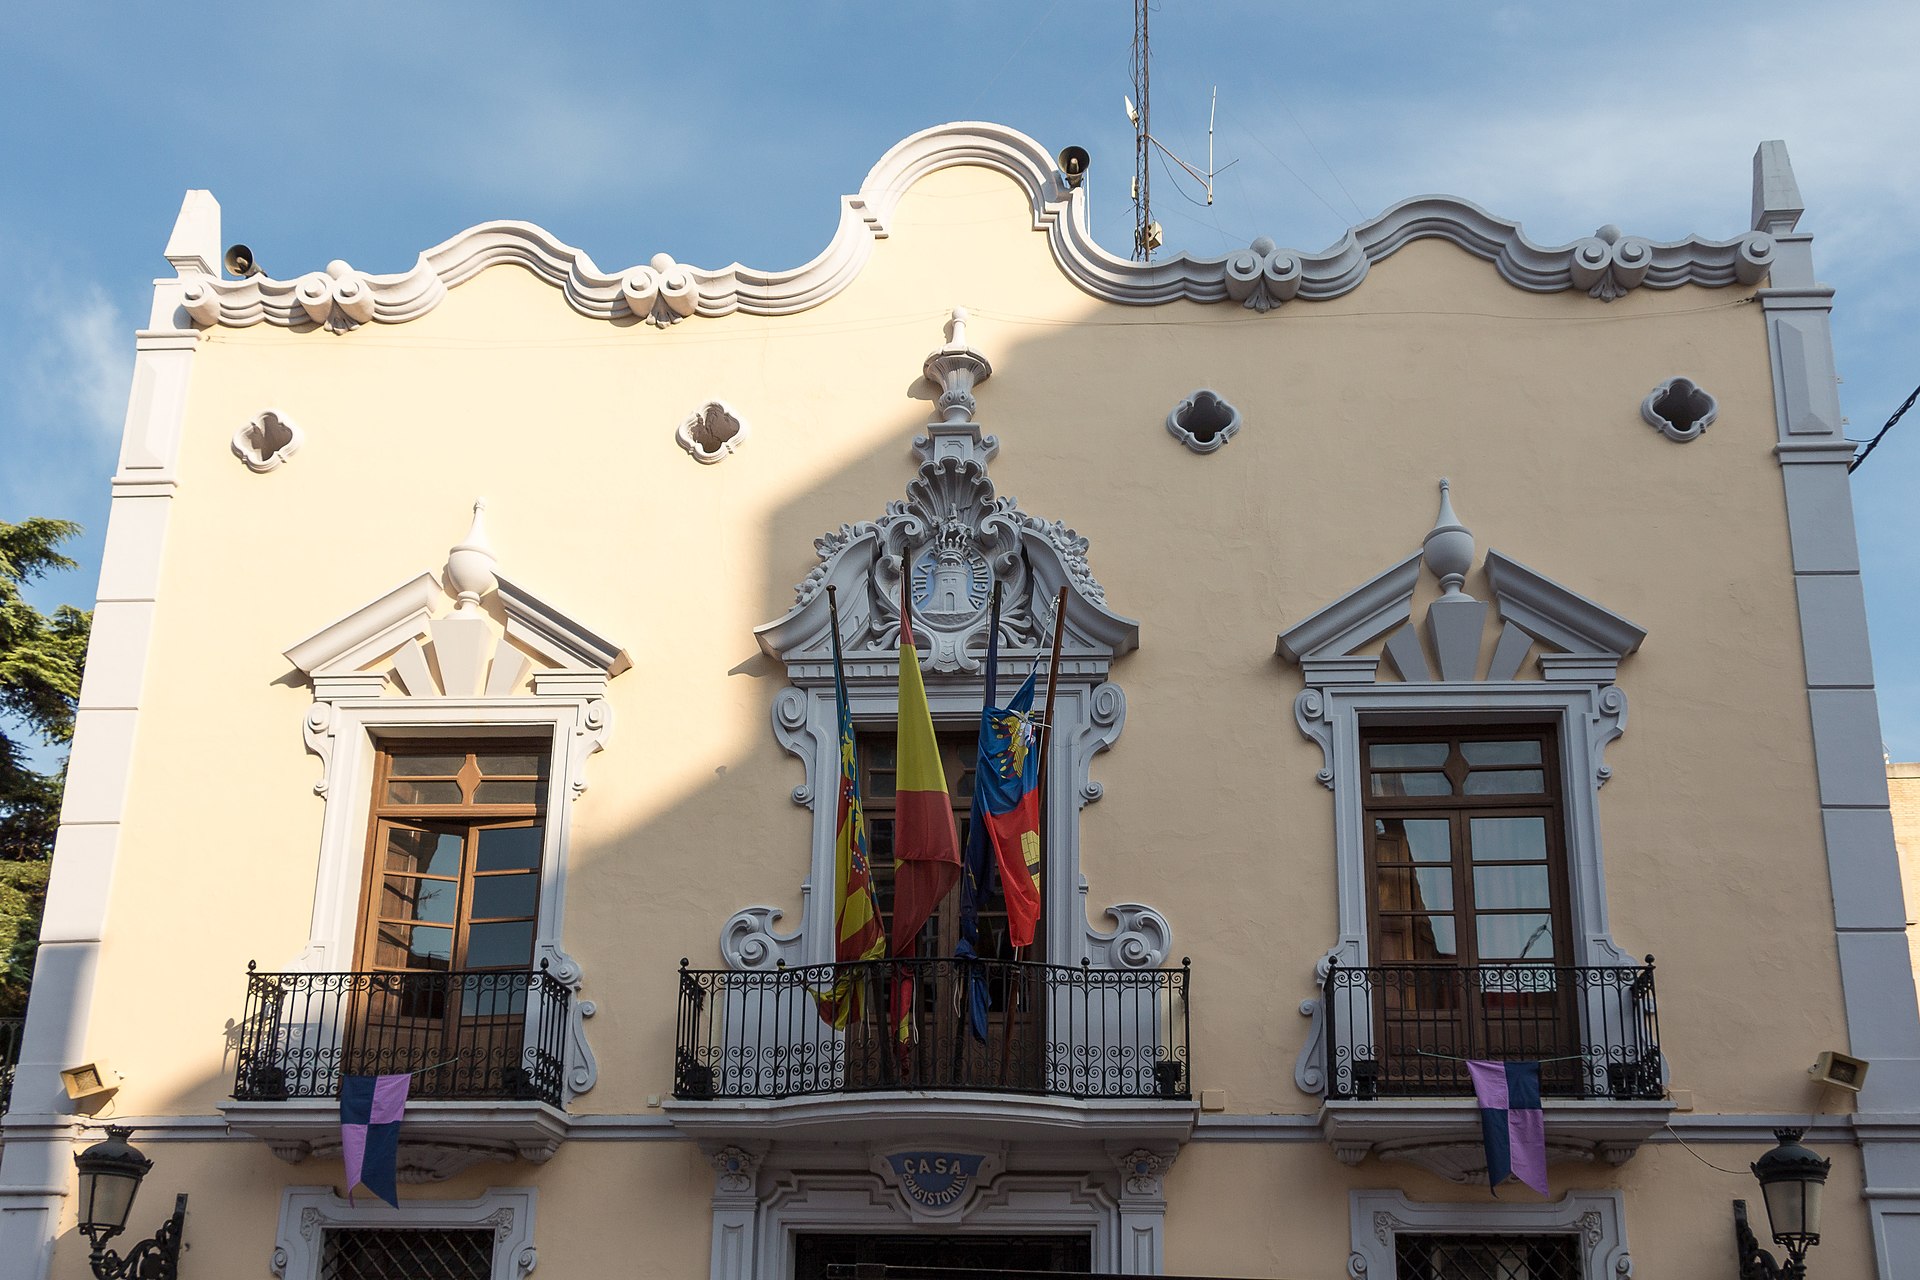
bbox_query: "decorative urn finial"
[1422,479,1475,599]
[446,500,498,612]
[923,306,993,426]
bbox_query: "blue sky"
[3,1,1917,764]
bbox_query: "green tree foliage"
[0,516,90,1015]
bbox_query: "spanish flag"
[818,590,887,1028]
[890,580,962,954]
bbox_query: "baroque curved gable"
[162,123,1781,333]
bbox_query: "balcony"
[1315,959,1673,1179]
[665,956,1196,1145]
[1,1016,21,1116]
[220,966,572,1178]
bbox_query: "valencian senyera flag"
[890,574,961,1048]
[816,588,888,1028]
[1469,1059,1549,1196]
[340,1072,409,1208]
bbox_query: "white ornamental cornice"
[166,123,1783,332]
[755,311,1138,681]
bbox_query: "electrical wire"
[1272,89,1366,222]
[965,0,1064,118]
[1848,381,1920,473]
[1220,105,1354,232]
[1662,1123,1760,1176]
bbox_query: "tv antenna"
[1127,0,1235,261]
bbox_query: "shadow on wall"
[36,233,1745,1275]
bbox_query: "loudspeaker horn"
[224,244,263,278]
[1057,146,1090,189]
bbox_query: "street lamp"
[73,1127,187,1280]
[1734,1128,1831,1280]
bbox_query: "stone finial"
[923,306,993,426]
[1752,140,1805,235]
[446,501,499,612]
[1422,479,1474,599]
[164,189,222,277]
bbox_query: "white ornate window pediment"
[1347,1189,1631,1280]
[1277,482,1650,1102]
[272,1186,538,1280]
[729,310,1169,972]
[279,503,630,1100]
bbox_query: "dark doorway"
[794,1234,1093,1280]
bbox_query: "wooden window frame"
[353,741,550,975]
[1360,724,1575,971]
[857,728,1035,962]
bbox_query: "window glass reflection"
[1468,816,1549,861]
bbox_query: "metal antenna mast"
[1128,0,1153,261]
[1125,3,1233,263]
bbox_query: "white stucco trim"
[1291,681,1637,1098]
[1347,1189,1630,1280]
[0,200,216,1280]
[171,124,1775,333]
[736,675,1155,971]
[271,1186,537,1280]
[289,694,608,1098]
[733,1164,1125,1280]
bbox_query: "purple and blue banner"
[1468,1059,1548,1196]
[340,1073,410,1207]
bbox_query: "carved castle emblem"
[912,522,993,627]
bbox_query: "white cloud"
[0,278,129,521]
[29,284,132,443]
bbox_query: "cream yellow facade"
[1,124,1914,1279]
[1892,763,1920,999]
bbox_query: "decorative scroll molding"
[232,408,304,472]
[1641,375,1720,443]
[720,906,804,971]
[709,1145,766,1195]
[740,1165,1121,1280]
[1277,483,1646,694]
[1348,1190,1631,1280]
[273,1187,538,1280]
[1109,1145,1178,1197]
[732,313,1163,971]
[1293,946,1341,1095]
[1166,390,1242,454]
[169,122,1776,333]
[755,311,1137,678]
[539,942,597,1096]
[1070,681,1125,809]
[285,504,631,795]
[678,401,750,464]
[277,506,625,1097]
[1086,904,1174,971]
[1279,483,1646,1097]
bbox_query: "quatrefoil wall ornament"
[1166,390,1242,454]
[676,401,749,464]
[231,409,304,473]
[1641,376,1719,442]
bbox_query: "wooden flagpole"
[1003,584,1068,1085]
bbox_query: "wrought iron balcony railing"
[1,1016,22,1115]
[675,955,1190,1101]
[232,965,570,1108]
[1322,958,1661,1101]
